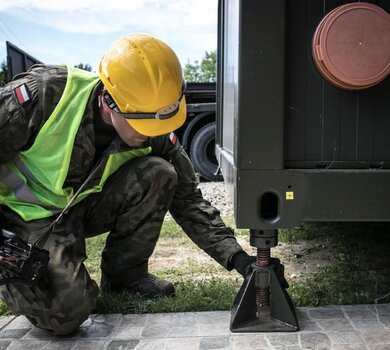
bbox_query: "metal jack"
[230,229,299,332]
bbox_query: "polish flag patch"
[14,84,31,105]
[169,132,177,145]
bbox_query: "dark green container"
[216,0,390,229]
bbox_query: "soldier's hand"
[232,251,256,277]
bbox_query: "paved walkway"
[0,304,389,349]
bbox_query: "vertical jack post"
[230,229,299,332]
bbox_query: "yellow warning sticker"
[286,191,294,200]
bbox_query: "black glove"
[232,251,256,277]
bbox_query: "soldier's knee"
[50,309,90,336]
[26,293,95,335]
[27,307,91,336]
[1,278,99,336]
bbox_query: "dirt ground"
[150,182,390,305]
[149,229,335,281]
[149,217,390,308]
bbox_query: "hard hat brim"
[126,96,187,137]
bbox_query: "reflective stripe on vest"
[0,65,151,221]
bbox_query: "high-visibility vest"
[0,65,151,221]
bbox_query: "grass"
[95,278,239,314]
[279,222,390,307]
[289,264,381,307]
[0,219,389,316]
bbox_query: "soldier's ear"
[99,94,114,126]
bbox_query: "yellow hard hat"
[99,33,186,137]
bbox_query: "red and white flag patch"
[14,84,31,105]
[169,132,177,145]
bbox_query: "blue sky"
[0,0,218,72]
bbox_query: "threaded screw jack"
[256,247,270,306]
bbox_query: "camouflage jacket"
[0,64,243,269]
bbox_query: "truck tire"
[190,123,223,181]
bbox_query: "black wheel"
[190,123,223,181]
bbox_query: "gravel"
[165,181,234,220]
[198,181,234,217]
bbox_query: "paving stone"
[110,323,143,340]
[299,332,331,349]
[198,322,230,336]
[77,322,115,338]
[42,340,78,349]
[360,330,390,345]
[73,314,121,339]
[24,326,55,339]
[378,316,390,328]
[199,336,229,350]
[70,340,107,349]
[169,312,197,326]
[316,318,354,332]
[89,314,122,327]
[266,333,299,347]
[142,323,171,338]
[327,331,365,346]
[332,345,368,350]
[351,318,387,330]
[110,314,148,339]
[369,304,390,316]
[165,337,200,350]
[0,305,390,349]
[144,313,176,325]
[106,339,140,350]
[297,320,322,331]
[295,308,311,321]
[5,340,51,349]
[0,328,30,339]
[371,344,390,350]
[343,307,378,320]
[119,314,149,327]
[0,340,10,350]
[2,316,32,330]
[196,311,230,325]
[342,305,371,312]
[166,324,200,338]
[231,334,269,349]
[134,338,166,350]
[308,307,345,320]
[0,317,14,330]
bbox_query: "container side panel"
[286,0,390,168]
[236,0,286,170]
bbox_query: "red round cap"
[312,2,390,89]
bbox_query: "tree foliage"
[0,61,92,84]
[74,63,92,72]
[184,50,216,83]
[0,60,8,84]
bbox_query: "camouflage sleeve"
[0,65,66,164]
[150,134,244,270]
[0,72,39,163]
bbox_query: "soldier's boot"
[101,273,175,298]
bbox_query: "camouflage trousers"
[0,156,177,335]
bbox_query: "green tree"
[74,63,92,72]
[0,60,8,84]
[184,50,216,82]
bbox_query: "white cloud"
[0,0,145,12]
[2,1,218,35]
[0,0,216,12]
[0,0,218,69]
